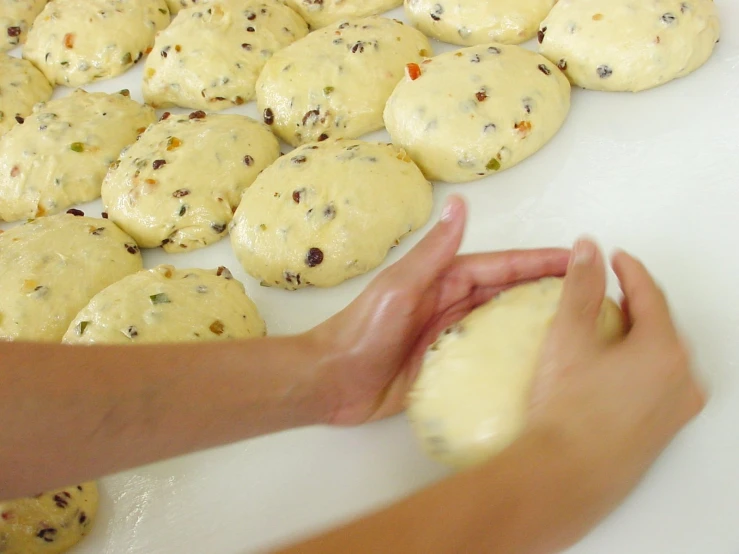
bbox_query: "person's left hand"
[310,195,571,426]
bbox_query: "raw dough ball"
[404,0,556,46]
[384,44,570,183]
[165,0,206,15]
[0,0,47,52]
[230,139,433,290]
[256,16,432,146]
[0,54,52,137]
[23,0,170,87]
[407,277,625,470]
[281,0,401,29]
[0,213,143,342]
[142,0,308,111]
[0,482,99,554]
[537,0,721,92]
[64,265,266,344]
[0,89,155,222]
[102,112,280,253]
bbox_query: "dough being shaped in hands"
[0,54,53,137]
[64,265,266,344]
[407,277,625,470]
[537,0,720,92]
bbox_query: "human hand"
[310,196,571,426]
[524,239,706,551]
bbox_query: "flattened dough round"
[143,0,308,110]
[23,0,170,87]
[256,16,431,146]
[64,265,266,344]
[230,139,432,290]
[0,54,52,137]
[404,0,556,46]
[384,44,570,183]
[407,278,625,470]
[537,0,721,92]
[282,0,401,29]
[0,482,98,554]
[0,0,47,52]
[0,89,155,222]
[0,213,143,342]
[102,112,280,253]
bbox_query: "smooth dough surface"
[256,16,431,146]
[281,0,401,29]
[0,214,143,341]
[0,482,98,554]
[23,0,170,87]
[0,89,155,222]
[407,277,625,470]
[230,139,432,290]
[143,0,308,110]
[165,0,207,14]
[538,0,721,92]
[0,54,52,137]
[384,44,571,183]
[102,112,279,253]
[0,0,47,52]
[64,265,266,344]
[404,0,556,45]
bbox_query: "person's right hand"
[526,239,706,550]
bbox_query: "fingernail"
[571,239,596,266]
[441,199,455,223]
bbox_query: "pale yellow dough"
[230,139,432,290]
[281,0,401,29]
[0,89,155,222]
[538,0,721,92]
[0,482,98,554]
[165,0,207,14]
[0,0,47,52]
[143,0,308,111]
[0,214,143,342]
[404,0,556,45]
[23,0,170,87]
[102,112,279,253]
[0,54,52,137]
[256,16,431,146]
[383,44,571,183]
[407,277,625,470]
[64,265,266,344]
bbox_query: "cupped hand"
[312,195,571,426]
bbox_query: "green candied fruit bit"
[158,7,167,14]
[119,89,130,97]
[76,321,90,335]
[486,158,501,171]
[70,142,84,152]
[323,86,334,95]
[150,293,171,305]
[121,52,132,65]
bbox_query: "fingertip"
[440,194,467,225]
[570,236,600,268]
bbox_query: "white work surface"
[4,3,739,553]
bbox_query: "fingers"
[611,250,674,336]
[549,238,608,352]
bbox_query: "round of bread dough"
[407,277,625,470]
[537,0,721,93]
[256,16,432,146]
[404,0,556,46]
[0,482,99,554]
[102,112,280,253]
[165,0,205,15]
[0,213,143,342]
[230,139,433,290]
[0,54,53,137]
[63,265,266,344]
[383,44,571,183]
[281,0,401,29]
[0,0,47,52]
[142,0,308,111]
[0,89,155,222]
[22,0,170,87]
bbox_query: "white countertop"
[4,3,739,553]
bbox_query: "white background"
[4,2,739,553]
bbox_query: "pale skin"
[0,196,705,553]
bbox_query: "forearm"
[0,335,332,500]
